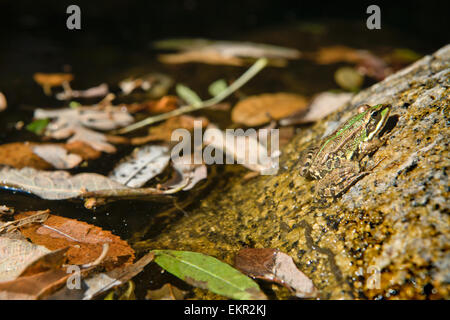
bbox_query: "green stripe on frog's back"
[315,107,371,159]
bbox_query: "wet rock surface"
[135,45,449,299]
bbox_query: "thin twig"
[114,57,268,134]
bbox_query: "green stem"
[115,58,268,134]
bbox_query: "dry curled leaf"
[16,211,135,270]
[235,248,318,298]
[55,83,109,100]
[232,93,308,126]
[34,106,133,153]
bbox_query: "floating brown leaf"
[125,95,179,114]
[314,46,361,65]
[232,93,308,126]
[0,142,53,170]
[235,248,318,298]
[131,115,209,145]
[16,211,135,270]
[0,142,101,170]
[33,73,74,95]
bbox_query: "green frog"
[300,104,391,198]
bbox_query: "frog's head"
[361,104,391,140]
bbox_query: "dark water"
[0,2,447,298]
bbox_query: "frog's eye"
[371,111,379,118]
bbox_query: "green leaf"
[26,118,50,135]
[152,250,267,300]
[208,79,228,97]
[176,84,202,107]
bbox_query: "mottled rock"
[136,45,449,299]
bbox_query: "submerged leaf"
[208,79,228,97]
[152,250,267,300]
[176,84,202,107]
[109,145,170,188]
[26,119,50,135]
[145,283,187,300]
[334,67,364,91]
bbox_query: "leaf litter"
[33,105,133,153]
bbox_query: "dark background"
[0,0,448,49]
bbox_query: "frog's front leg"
[357,136,388,161]
[315,160,370,198]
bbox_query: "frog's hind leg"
[315,161,370,198]
[299,147,318,177]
